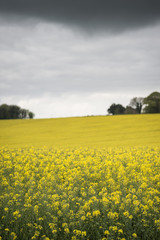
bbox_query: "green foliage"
[9,105,21,119]
[0,104,35,119]
[0,104,10,119]
[144,92,160,113]
[129,97,144,114]
[107,103,125,115]
[28,111,35,119]
[107,91,160,115]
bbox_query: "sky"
[0,0,160,118]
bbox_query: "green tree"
[0,104,10,119]
[0,104,35,119]
[9,105,21,119]
[107,103,125,115]
[28,111,35,119]
[144,92,160,113]
[19,109,29,119]
[129,97,144,114]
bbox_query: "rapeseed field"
[0,114,160,239]
[0,114,160,148]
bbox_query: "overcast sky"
[0,0,160,118]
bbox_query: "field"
[0,114,160,240]
[0,114,160,148]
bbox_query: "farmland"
[0,114,160,148]
[0,114,160,239]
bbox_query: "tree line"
[107,91,160,115]
[0,91,159,119]
[0,104,35,119]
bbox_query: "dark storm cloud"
[0,0,160,32]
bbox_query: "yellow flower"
[132,233,137,238]
[71,237,77,240]
[104,230,110,235]
[81,216,86,221]
[93,210,100,217]
[11,232,17,240]
[73,229,81,236]
[34,205,39,215]
[112,226,118,232]
[86,212,91,217]
[13,210,21,218]
[123,211,129,217]
[118,229,123,234]
[155,219,160,230]
[81,231,86,237]
[64,228,70,234]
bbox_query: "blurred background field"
[0,114,160,148]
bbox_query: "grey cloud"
[0,1,160,118]
[0,21,159,100]
[0,0,160,32]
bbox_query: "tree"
[28,111,35,119]
[0,104,10,119]
[19,109,29,119]
[0,104,35,119]
[143,91,160,113]
[129,97,144,114]
[107,103,125,115]
[9,105,21,119]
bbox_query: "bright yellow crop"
[0,146,160,239]
[0,114,159,148]
[0,114,160,239]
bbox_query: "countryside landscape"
[0,112,160,240]
[1,1,160,240]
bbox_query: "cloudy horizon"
[0,0,160,118]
